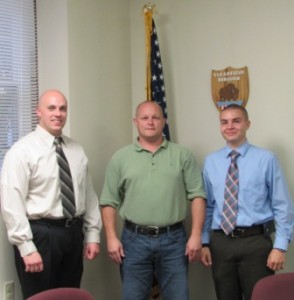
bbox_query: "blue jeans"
[120,226,189,300]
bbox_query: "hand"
[23,252,43,273]
[107,236,125,264]
[185,235,202,262]
[200,247,212,267]
[84,242,100,260]
[267,248,286,271]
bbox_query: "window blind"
[0,0,38,169]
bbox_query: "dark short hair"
[222,104,249,120]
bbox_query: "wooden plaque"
[211,66,249,111]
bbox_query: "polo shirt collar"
[134,137,168,152]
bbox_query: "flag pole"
[142,4,171,140]
[143,3,156,101]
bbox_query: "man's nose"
[227,122,234,128]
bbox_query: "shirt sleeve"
[82,166,102,244]
[201,161,215,244]
[182,150,206,200]
[100,155,122,208]
[1,148,37,257]
[268,155,294,251]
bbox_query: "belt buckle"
[147,226,159,237]
[65,218,74,227]
[231,228,245,238]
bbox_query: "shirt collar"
[225,140,250,158]
[35,125,66,148]
[134,137,168,152]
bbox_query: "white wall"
[0,0,293,299]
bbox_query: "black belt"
[29,217,83,228]
[125,220,183,237]
[214,222,271,238]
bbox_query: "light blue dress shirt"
[202,140,294,251]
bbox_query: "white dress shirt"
[1,125,102,257]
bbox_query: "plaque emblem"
[211,66,249,111]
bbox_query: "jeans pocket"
[121,228,138,245]
[168,227,187,244]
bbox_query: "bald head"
[135,101,164,118]
[39,89,67,106]
[36,89,68,136]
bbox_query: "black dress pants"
[210,231,274,300]
[14,219,84,299]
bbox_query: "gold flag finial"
[142,3,156,14]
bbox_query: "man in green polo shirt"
[100,100,206,300]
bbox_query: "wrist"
[274,248,286,253]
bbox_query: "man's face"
[36,91,67,136]
[220,107,250,148]
[134,102,165,142]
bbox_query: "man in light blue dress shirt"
[201,104,294,300]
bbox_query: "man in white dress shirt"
[0,89,102,299]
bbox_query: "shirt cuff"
[202,231,210,244]
[273,236,290,251]
[84,230,101,244]
[18,241,38,257]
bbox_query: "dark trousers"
[210,231,274,300]
[14,219,84,299]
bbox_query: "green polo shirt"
[100,139,206,226]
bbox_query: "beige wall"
[0,0,293,299]
[67,1,131,298]
[37,0,71,134]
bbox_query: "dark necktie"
[221,150,240,235]
[54,137,76,218]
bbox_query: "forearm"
[190,197,206,237]
[101,205,119,239]
[101,205,124,264]
[185,197,206,262]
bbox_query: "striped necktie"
[221,150,240,235]
[54,137,76,218]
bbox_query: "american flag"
[150,19,170,141]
